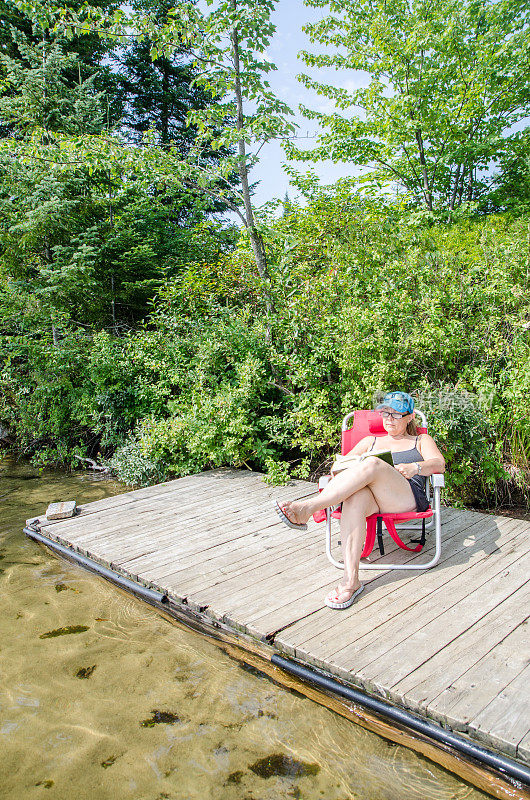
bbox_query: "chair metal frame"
[321,409,445,572]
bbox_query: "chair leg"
[358,488,443,571]
[327,511,378,568]
[326,495,442,572]
[325,507,344,569]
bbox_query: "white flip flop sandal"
[325,584,364,610]
[274,501,308,531]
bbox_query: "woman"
[276,391,445,610]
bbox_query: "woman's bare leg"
[280,458,416,525]
[326,487,379,604]
[341,488,379,587]
[278,460,419,607]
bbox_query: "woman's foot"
[325,583,364,610]
[277,499,313,526]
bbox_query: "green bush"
[1,198,529,509]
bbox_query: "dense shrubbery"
[2,0,529,515]
[2,194,529,508]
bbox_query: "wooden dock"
[26,469,530,798]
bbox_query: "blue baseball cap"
[376,391,414,415]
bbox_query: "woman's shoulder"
[417,432,439,450]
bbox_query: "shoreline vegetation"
[3,203,530,511]
[1,0,529,513]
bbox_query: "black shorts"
[409,479,430,512]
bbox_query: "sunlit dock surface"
[26,469,530,793]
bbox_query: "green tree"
[291,0,530,211]
[116,0,206,149]
[33,0,297,306]
[0,4,235,328]
[0,0,33,137]
[171,0,297,289]
[0,27,110,332]
[115,0,238,218]
[0,0,123,136]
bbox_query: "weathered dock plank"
[30,468,530,789]
[393,580,530,708]
[276,515,525,662]
[519,731,530,764]
[470,664,530,756]
[430,615,529,727]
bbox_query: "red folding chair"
[314,410,444,571]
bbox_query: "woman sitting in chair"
[276,391,445,610]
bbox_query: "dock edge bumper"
[271,653,530,789]
[24,526,168,606]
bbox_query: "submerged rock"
[76,665,96,679]
[140,710,180,727]
[39,625,89,638]
[226,770,244,785]
[249,753,320,779]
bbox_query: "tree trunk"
[161,58,169,145]
[467,165,474,202]
[111,273,116,330]
[229,0,274,328]
[415,129,433,210]
[449,165,461,211]
[457,166,466,206]
[108,172,117,332]
[43,236,60,347]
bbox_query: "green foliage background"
[1,0,530,511]
[2,191,530,508]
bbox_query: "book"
[331,449,394,475]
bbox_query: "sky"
[246,0,368,209]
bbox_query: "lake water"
[0,457,488,800]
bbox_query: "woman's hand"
[395,463,419,480]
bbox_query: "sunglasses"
[380,411,408,420]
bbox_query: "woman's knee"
[361,456,386,482]
[343,486,375,512]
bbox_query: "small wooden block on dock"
[46,501,77,520]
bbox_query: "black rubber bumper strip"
[271,654,530,787]
[24,527,168,606]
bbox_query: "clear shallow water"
[0,457,488,800]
